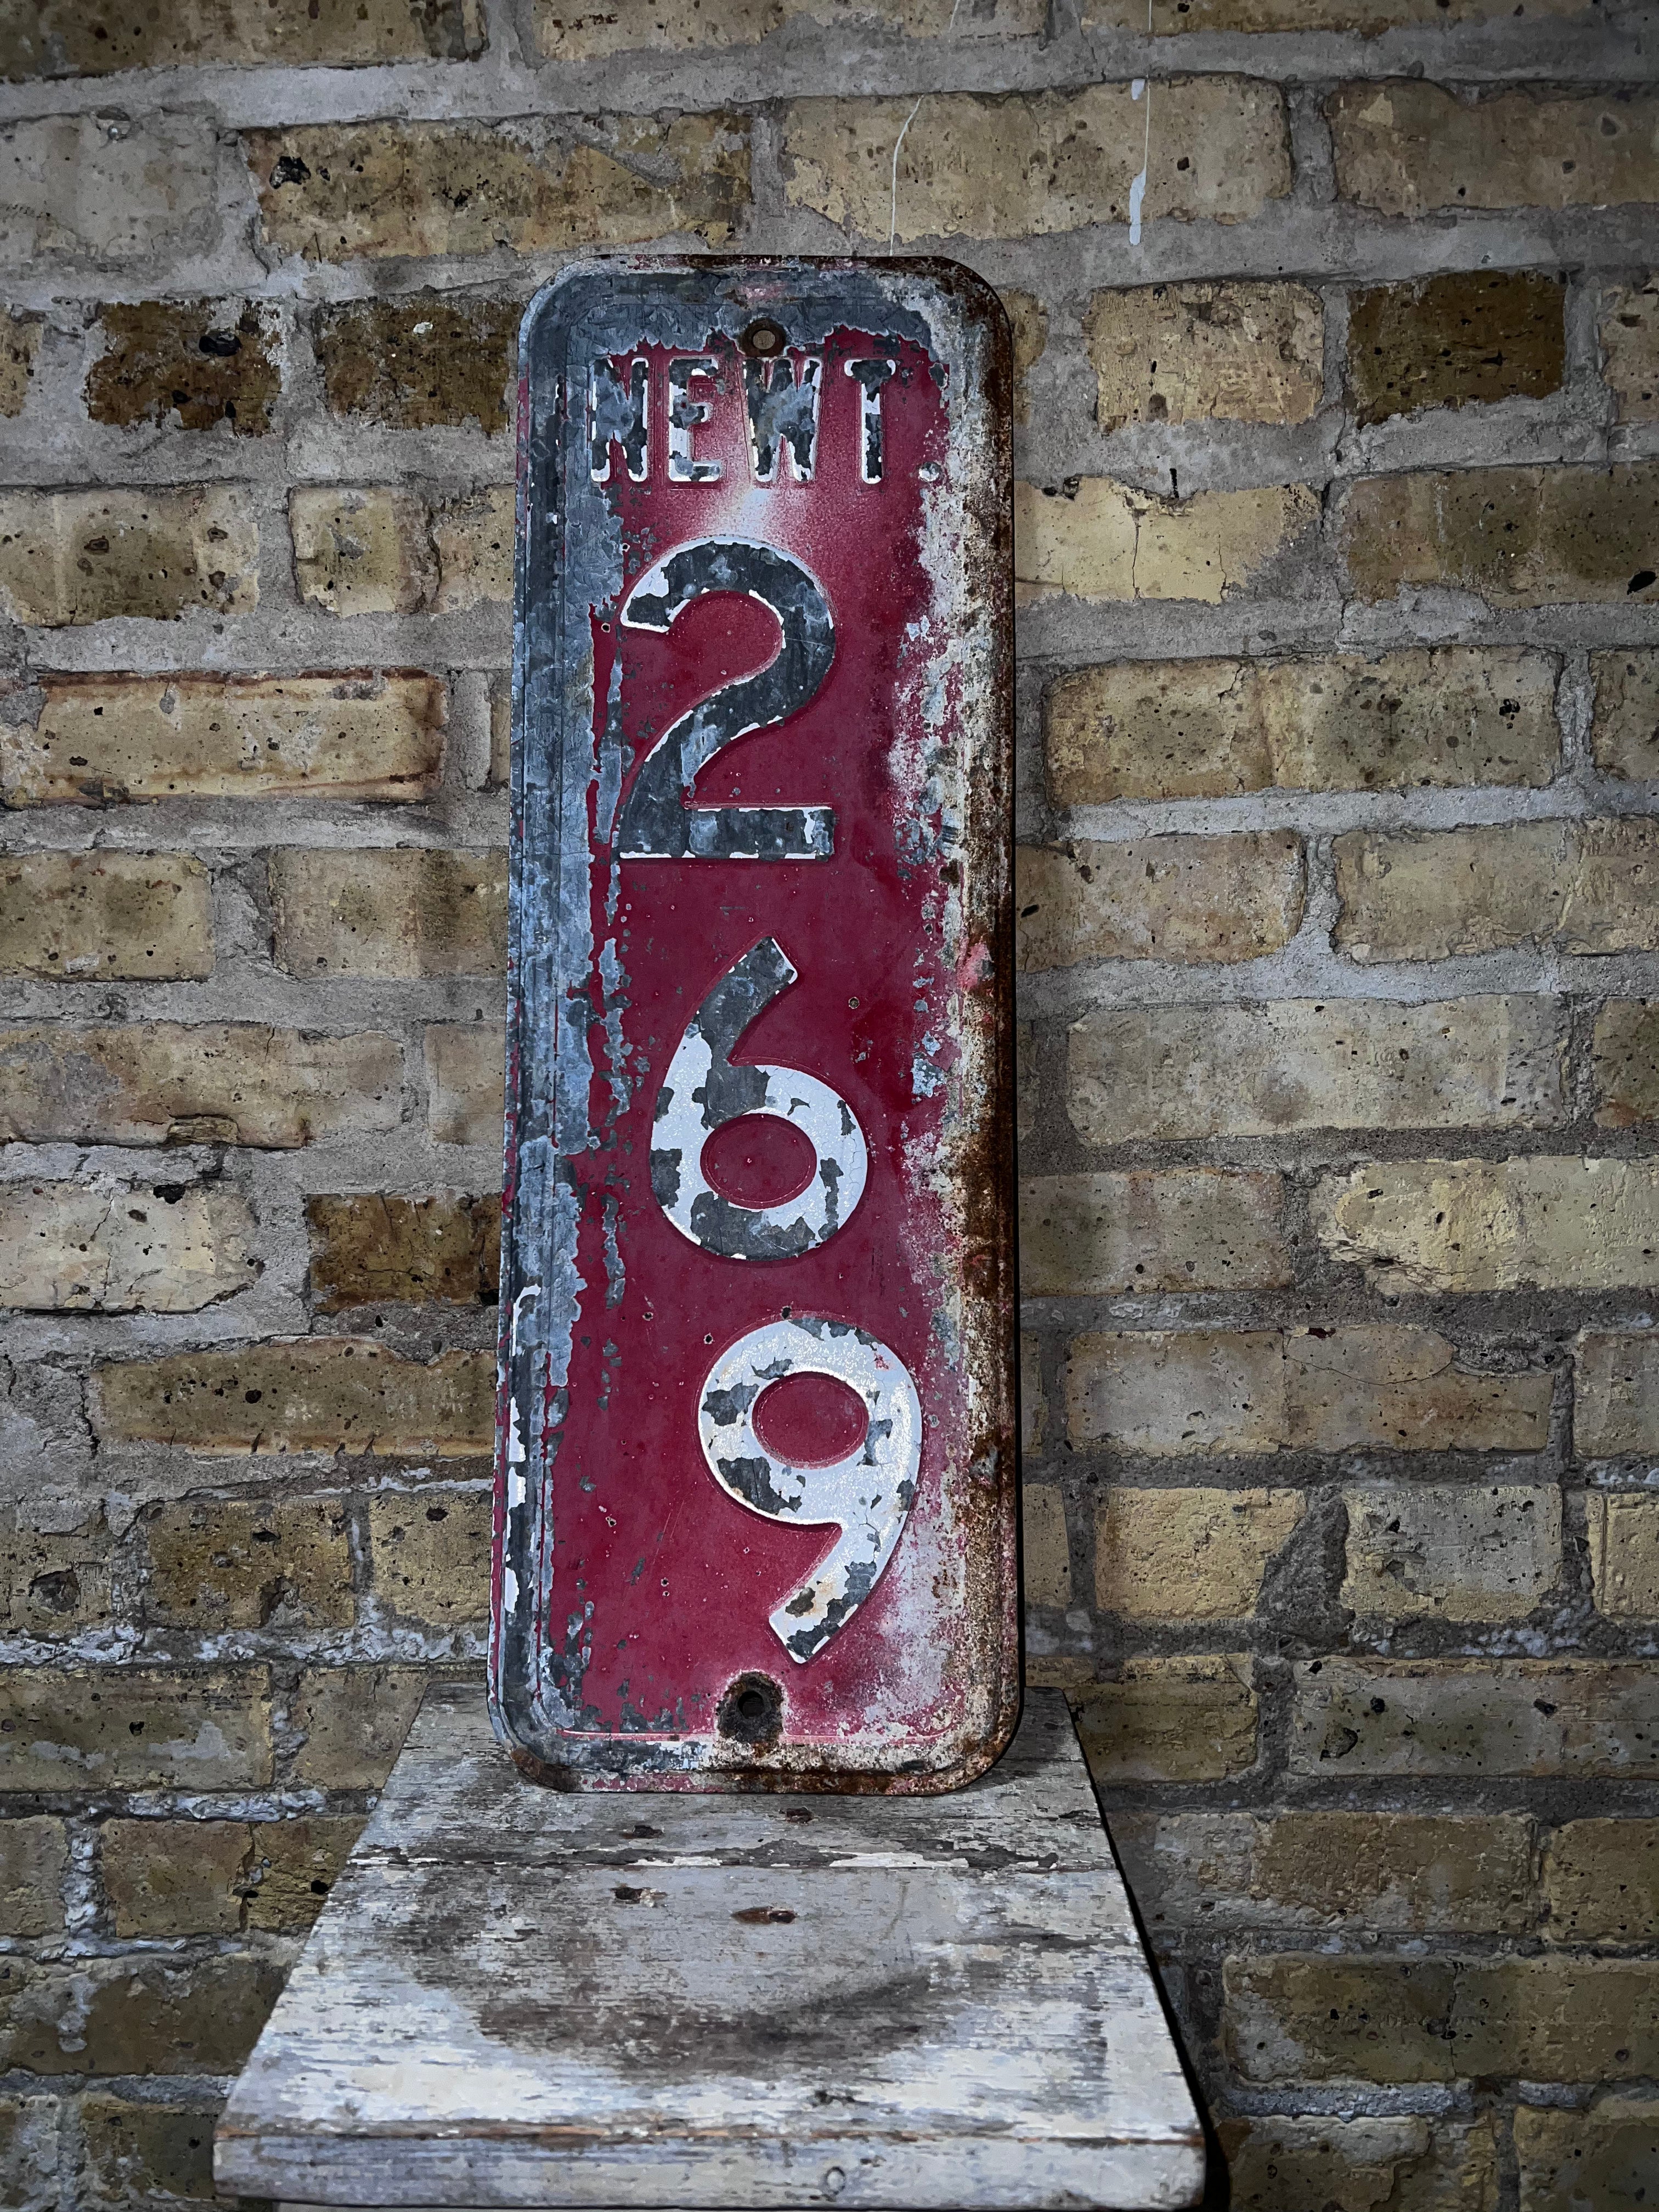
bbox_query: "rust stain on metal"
[493,258,1016,1792]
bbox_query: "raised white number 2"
[651,938,867,1261]
[698,1318,922,1664]
[616,539,836,863]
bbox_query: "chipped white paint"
[219,1685,1204,2210]
[651,944,867,1262]
[696,1316,922,1661]
[1128,79,1149,249]
[509,1283,541,1357]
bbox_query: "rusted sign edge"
[490,255,1018,1793]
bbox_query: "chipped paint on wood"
[216,1685,1207,2209]
[492,258,1017,1791]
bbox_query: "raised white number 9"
[698,1317,922,1664]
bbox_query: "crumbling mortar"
[1285,81,1338,211]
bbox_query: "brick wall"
[0,0,1655,2204]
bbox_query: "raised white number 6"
[652,938,867,1261]
[698,1318,922,1663]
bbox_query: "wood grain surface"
[217,1685,1204,2210]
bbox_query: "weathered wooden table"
[216,1684,1205,2211]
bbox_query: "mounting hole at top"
[740,318,789,359]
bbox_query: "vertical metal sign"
[493,259,1015,1791]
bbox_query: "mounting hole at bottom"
[717,1671,783,1746]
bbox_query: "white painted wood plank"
[219,1689,1204,2211]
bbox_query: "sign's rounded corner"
[517,259,624,359]
[887,255,1013,345]
[895,1681,1026,1796]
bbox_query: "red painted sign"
[493,261,1015,1790]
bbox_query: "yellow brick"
[0,672,446,808]
[431,486,513,610]
[2,0,484,71]
[0,308,38,416]
[78,2095,230,2203]
[0,1180,256,1313]
[144,1494,355,1630]
[307,1192,500,1312]
[1017,832,1304,969]
[1315,1157,1659,1294]
[1220,2115,1499,2212]
[1285,1327,1551,1454]
[534,0,1042,58]
[1229,1951,1659,2085]
[296,477,515,620]
[1015,478,1317,604]
[367,1487,492,1627]
[1344,1485,1561,1624]
[0,851,211,980]
[1348,270,1564,425]
[1290,1657,1659,1779]
[2,1516,111,1638]
[0,115,217,270]
[1067,1330,1284,1457]
[1067,996,1563,1143]
[783,81,1288,242]
[1601,276,1659,424]
[1577,1333,1659,1457]
[3,1954,284,2078]
[1592,1001,1659,1128]
[318,300,516,432]
[86,300,281,438]
[1117,1810,1534,1938]
[0,1668,272,1791]
[1587,1494,1659,1619]
[1019,1334,1046,1455]
[1592,650,1659,781]
[290,487,433,616]
[488,684,511,787]
[288,1665,428,1788]
[1332,82,1659,217]
[425,1023,504,1146]
[1088,0,1586,20]
[1095,1487,1302,1621]
[101,1819,249,1938]
[1255,1814,1536,1934]
[1343,464,1659,607]
[0,1023,402,1148]
[270,848,507,979]
[1046,647,1559,805]
[0,1819,66,1937]
[1020,1482,1070,1607]
[1020,1170,1290,1295]
[1067,1325,1548,1458]
[1517,2096,1659,2212]
[247,116,750,260]
[1084,281,1322,431]
[94,1341,493,1455]
[1335,820,1659,959]
[1000,287,1047,425]
[1544,1821,1659,1945]
[1073,1656,1257,1782]
[0,488,257,627]
[244,1816,363,1933]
